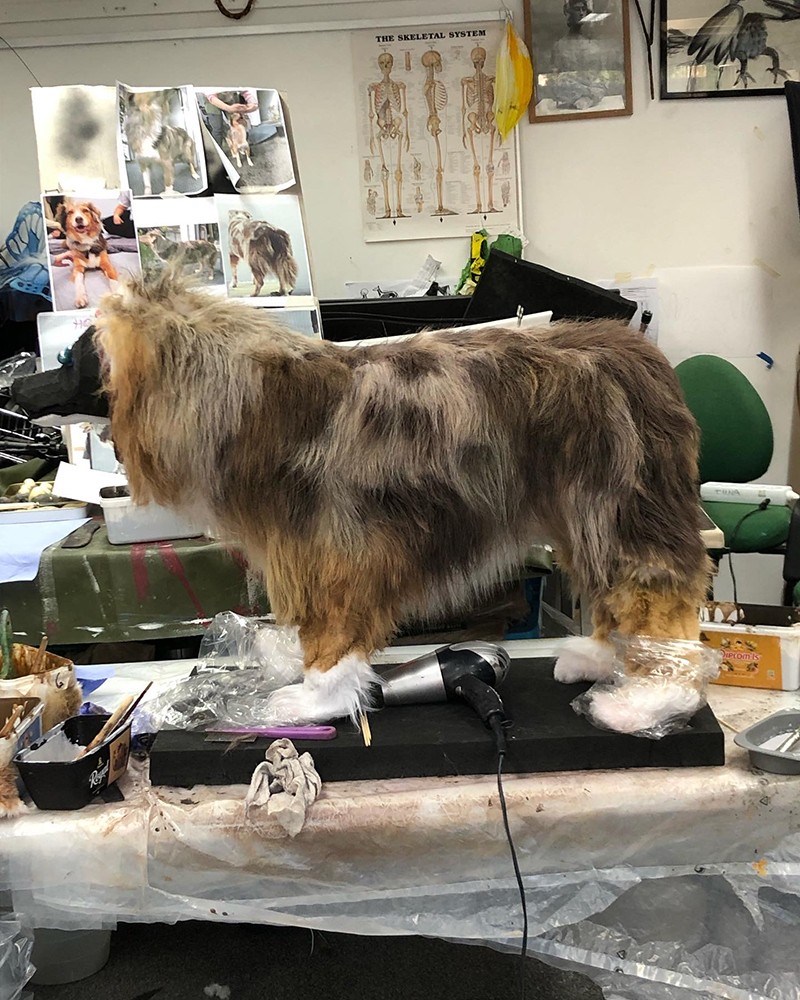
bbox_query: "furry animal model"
[52,200,119,309]
[97,276,711,732]
[226,112,253,168]
[124,91,199,196]
[139,229,218,281]
[228,210,298,296]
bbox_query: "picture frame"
[661,0,800,99]
[524,0,633,123]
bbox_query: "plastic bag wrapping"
[139,619,304,731]
[573,635,722,739]
[0,918,34,1000]
[197,613,303,676]
[0,354,37,391]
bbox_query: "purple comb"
[208,725,337,740]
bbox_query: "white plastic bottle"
[700,483,800,506]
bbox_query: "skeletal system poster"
[352,20,520,242]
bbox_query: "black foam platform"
[148,658,725,786]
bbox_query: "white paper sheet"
[53,462,127,505]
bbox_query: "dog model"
[124,91,199,196]
[226,112,253,168]
[98,276,711,733]
[52,200,118,309]
[228,210,298,296]
[139,229,218,281]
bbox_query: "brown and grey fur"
[98,275,710,699]
[228,210,298,296]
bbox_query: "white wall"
[2,0,799,601]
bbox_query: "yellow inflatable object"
[494,20,533,143]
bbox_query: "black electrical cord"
[727,499,771,607]
[455,675,528,999]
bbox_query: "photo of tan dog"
[122,89,202,197]
[98,276,710,734]
[50,199,119,309]
[226,112,253,169]
[228,209,298,297]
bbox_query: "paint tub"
[14,713,131,810]
[734,709,800,774]
[99,486,203,545]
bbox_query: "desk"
[2,640,800,998]
[0,526,268,645]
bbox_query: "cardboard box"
[701,603,800,690]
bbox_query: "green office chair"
[675,354,800,602]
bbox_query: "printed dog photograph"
[216,193,313,302]
[196,87,296,192]
[43,191,141,312]
[117,84,207,197]
[31,85,122,193]
[138,225,223,288]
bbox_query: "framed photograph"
[524,0,633,122]
[661,0,800,98]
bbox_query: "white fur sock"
[586,679,703,735]
[263,653,381,726]
[554,635,615,684]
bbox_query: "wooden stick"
[76,681,152,759]
[33,636,48,674]
[359,710,372,748]
[77,697,134,758]
[0,704,24,741]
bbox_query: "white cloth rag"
[243,738,321,837]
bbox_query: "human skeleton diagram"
[367,188,378,216]
[414,186,424,213]
[412,155,422,181]
[422,49,455,216]
[461,46,499,215]
[363,159,374,182]
[368,52,409,218]
[501,180,510,207]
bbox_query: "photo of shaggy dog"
[228,209,298,296]
[138,227,221,285]
[51,199,119,308]
[122,89,202,197]
[98,276,710,734]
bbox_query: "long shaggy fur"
[97,275,710,720]
[228,210,298,296]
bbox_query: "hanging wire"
[0,32,42,86]
[631,0,656,99]
[214,0,256,19]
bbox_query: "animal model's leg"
[261,543,400,725]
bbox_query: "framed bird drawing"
[661,0,800,97]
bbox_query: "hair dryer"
[377,641,511,751]
[378,641,510,706]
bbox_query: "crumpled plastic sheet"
[4,687,800,998]
[141,616,304,732]
[0,917,34,1000]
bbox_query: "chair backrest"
[674,354,773,484]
